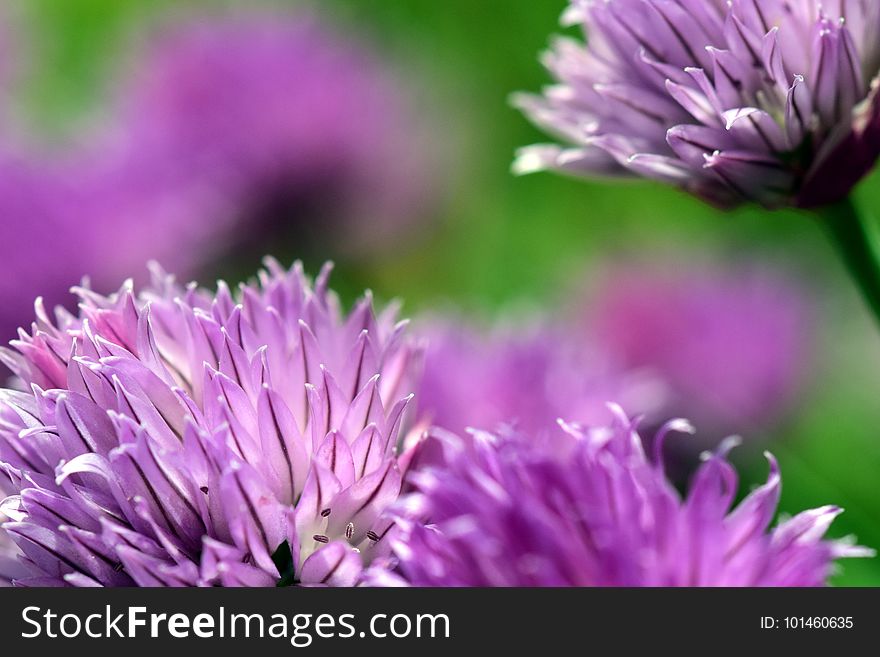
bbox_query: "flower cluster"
[515,1,880,208]
[0,262,869,587]
[389,410,870,586]
[0,260,421,586]
[0,0,875,589]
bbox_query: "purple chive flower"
[586,260,813,433]
[102,11,432,269]
[515,1,880,208]
[0,259,422,586]
[417,317,666,436]
[0,516,26,586]
[388,409,871,587]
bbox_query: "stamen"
[313,534,330,544]
[320,508,331,517]
[653,418,695,472]
[345,522,354,540]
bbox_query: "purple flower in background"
[417,263,809,445]
[0,9,434,344]
[586,261,812,433]
[0,144,227,344]
[515,1,880,208]
[388,410,870,586]
[0,260,422,586]
[103,11,433,272]
[0,153,94,344]
[417,317,666,436]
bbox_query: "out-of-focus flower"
[586,260,813,433]
[387,409,871,586]
[418,261,809,445]
[417,317,666,436]
[0,153,92,343]
[0,259,422,586]
[0,147,223,344]
[515,1,880,208]
[103,11,433,273]
[0,9,435,344]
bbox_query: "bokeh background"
[2,0,880,585]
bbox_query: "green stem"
[816,197,880,327]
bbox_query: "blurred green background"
[8,0,880,585]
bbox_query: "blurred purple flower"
[515,1,880,208]
[0,145,226,343]
[0,260,422,586]
[0,9,434,344]
[587,261,812,433]
[387,410,870,586]
[0,153,94,344]
[102,11,433,270]
[417,317,666,436]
